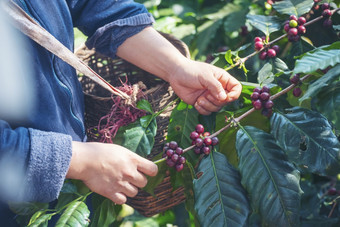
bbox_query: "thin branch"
[229,7,340,70]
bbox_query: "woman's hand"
[67,141,158,204]
[117,27,242,115]
[169,58,242,115]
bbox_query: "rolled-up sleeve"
[0,121,72,203]
[67,0,154,58]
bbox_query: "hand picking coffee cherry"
[190,124,219,156]
[163,142,186,172]
[285,15,306,42]
[251,86,274,117]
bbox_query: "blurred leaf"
[55,201,90,227]
[294,48,340,74]
[9,202,48,216]
[316,82,340,130]
[246,14,281,36]
[299,64,340,102]
[90,198,118,227]
[236,126,302,227]
[270,107,340,176]
[286,38,315,66]
[195,19,223,56]
[223,5,249,32]
[60,181,78,194]
[193,151,250,227]
[258,63,274,85]
[272,0,314,16]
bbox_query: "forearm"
[116,26,189,82]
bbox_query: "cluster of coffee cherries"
[290,74,302,97]
[254,36,280,60]
[284,15,307,42]
[190,124,219,156]
[320,3,333,28]
[163,141,186,172]
[251,86,274,117]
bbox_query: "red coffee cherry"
[293,87,302,97]
[297,17,306,25]
[267,49,276,58]
[195,124,205,134]
[259,51,268,60]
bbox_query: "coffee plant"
[11,0,340,226]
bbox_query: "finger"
[111,192,127,205]
[136,157,158,177]
[120,182,139,197]
[219,73,242,102]
[205,93,228,107]
[128,171,148,188]
[199,71,227,101]
[196,96,221,113]
[194,102,212,115]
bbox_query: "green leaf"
[258,63,274,85]
[270,108,340,176]
[299,64,340,102]
[117,117,157,157]
[294,49,340,74]
[28,212,54,227]
[271,57,289,74]
[216,109,270,167]
[142,157,168,195]
[137,99,154,114]
[223,5,249,33]
[90,199,118,227]
[193,151,250,227]
[316,82,340,130]
[236,126,302,227]
[272,0,314,16]
[167,101,200,163]
[55,201,90,227]
[246,14,281,36]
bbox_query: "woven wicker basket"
[76,32,190,217]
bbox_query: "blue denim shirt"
[0,0,153,224]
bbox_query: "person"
[0,0,242,225]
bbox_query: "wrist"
[66,141,86,180]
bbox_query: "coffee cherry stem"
[225,7,340,72]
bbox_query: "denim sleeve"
[0,121,72,203]
[67,0,154,58]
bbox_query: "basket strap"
[3,0,129,100]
